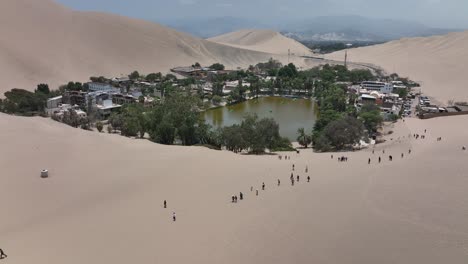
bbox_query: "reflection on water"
[202,97,317,140]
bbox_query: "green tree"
[146,72,162,82]
[297,128,312,148]
[212,95,222,105]
[209,63,225,71]
[359,104,383,133]
[36,84,50,94]
[315,116,364,151]
[129,70,140,80]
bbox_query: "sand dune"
[0,0,315,94]
[209,29,313,56]
[2,112,468,264]
[327,31,468,103]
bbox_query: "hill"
[208,29,313,56]
[283,15,460,42]
[0,0,295,94]
[326,31,468,103]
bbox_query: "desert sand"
[0,0,322,94]
[208,29,313,56]
[327,31,468,104]
[1,112,468,264]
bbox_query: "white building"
[223,80,250,95]
[361,81,393,94]
[46,95,63,109]
[88,82,120,93]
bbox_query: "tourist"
[331,154,334,159]
[291,178,295,186]
[307,176,310,182]
[305,166,308,173]
[0,248,7,259]
[262,182,265,190]
[463,146,466,151]
[173,212,176,222]
[389,155,393,161]
[401,153,404,158]
[292,164,295,171]
[164,200,167,208]
[378,156,381,163]
[240,192,243,200]
[372,149,375,154]
[290,173,294,180]
[278,179,281,186]
[251,186,253,192]
[256,189,259,196]
[368,158,371,164]
[409,149,412,154]
[234,196,238,203]
[232,196,235,203]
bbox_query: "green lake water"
[202,97,317,140]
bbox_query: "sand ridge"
[0,0,319,94]
[208,29,313,56]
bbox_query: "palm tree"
[297,128,312,148]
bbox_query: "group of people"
[232,192,244,203]
[337,156,349,162]
[162,200,177,222]
[278,155,292,160]
[234,165,311,203]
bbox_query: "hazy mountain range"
[163,15,462,42]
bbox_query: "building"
[63,91,87,108]
[361,81,393,94]
[88,82,120,93]
[46,96,63,109]
[112,94,136,105]
[96,99,122,117]
[223,80,250,95]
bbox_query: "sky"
[57,0,468,28]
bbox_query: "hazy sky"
[57,0,468,28]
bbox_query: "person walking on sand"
[409,149,412,154]
[251,186,253,192]
[0,248,7,259]
[305,166,308,173]
[368,158,371,164]
[232,196,235,203]
[290,173,294,181]
[278,179,281,186]
[292,164,295,171]
[256,189,259,196]
[297,175,300,182]
[262,182,265,190]
[240,192,243,200]
[378,156,381,163]
[401,153,404,158]
[164,200,167,208]
[307,176,310,182]
[291,178,295,186]
[173,212,176,222]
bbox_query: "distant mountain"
[161,17,269,38]
[282,15,461,42]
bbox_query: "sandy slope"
[0,0,318,94]
[209,29,313,56]
[1,112,468,264]
[326,31,468,103]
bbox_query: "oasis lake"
[202,97,318,140]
